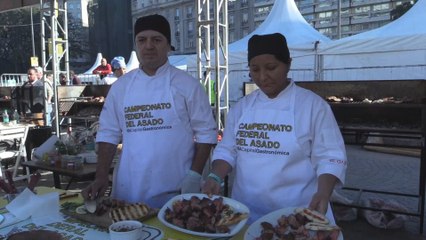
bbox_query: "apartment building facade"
[67,0,91,70]
[131,0,413,54]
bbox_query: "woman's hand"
[309,173,338,214]
[202,178,221,196]
[308,191,330,215]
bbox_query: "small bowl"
[109,220,145,240]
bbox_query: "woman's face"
[249,54,291,99]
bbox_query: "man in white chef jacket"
[203,33,347,224]
[101,56,127,85]
[83,14,217,208]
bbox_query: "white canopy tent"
[168,54,193,71]
[126,51,140,72]
[226,0,330,80]
[186,0,331,104]
[318,0,426,81]
[84,53,103,74]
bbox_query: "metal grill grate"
[59,101,75,114]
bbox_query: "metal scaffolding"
[39,0,69,136]
[196,0,229,130]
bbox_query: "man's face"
[27,69,38,83]
[115,68,126,77]
[135,30,170,73]
[36,70,43,80]
[101,59,107,66]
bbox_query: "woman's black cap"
[248,33,290,64]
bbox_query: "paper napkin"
[5,188,62,225]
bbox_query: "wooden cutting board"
[61,208,112,229]
[61,206,159,229]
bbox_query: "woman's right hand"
[202,178,221,196]
[81,176,109,201]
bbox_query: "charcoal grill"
[296,80,426,233]
[57,85,110,129]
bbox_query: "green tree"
[0,8,41,75]
[390,0,417,20]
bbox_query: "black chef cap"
[134,14,175,51]
[248,33,290,64]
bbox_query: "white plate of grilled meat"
[244,207,343,240]
[158,193,249,238]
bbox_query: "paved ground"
[3,145,426,239]
[336,145,425,240]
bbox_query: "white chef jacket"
[213,80,347,223]
[97,62,217,207]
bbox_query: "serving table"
[21,161,113,190]
[0,187,246,239]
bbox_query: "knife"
[84,199,97,213]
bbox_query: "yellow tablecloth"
[0,187,247,240]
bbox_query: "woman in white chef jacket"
[203,33,347,224]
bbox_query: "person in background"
[59,73,67,86]
[92,58,112,79]
[20,67,44,116]
[70,70,82,85]
[44,73,54,126]
[101,56,126,85]
[35,66,44,81]
[202,33,347,224]
[25,67,44,86]
[82,14,217,208]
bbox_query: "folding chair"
[0,125,31,182]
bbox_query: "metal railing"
[0,74,27,87]
[77,74,101,85]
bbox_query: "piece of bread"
[217,212,248,226]
[109,203,153,222]
[305,222,340,231]
[295,207,329,225]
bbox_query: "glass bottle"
[13,110,20,123]
[2,109,9,123]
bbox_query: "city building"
[131,0,414,54]
[88,0,133,68]
[67,0,92,72]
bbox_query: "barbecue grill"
[57,85,110,130]
[57,85,110,117]
[297,80,426,233]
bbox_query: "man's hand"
[180,170,202,193]
[81,176,109,201]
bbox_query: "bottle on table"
[2,109,9,123]
[13,110,20,123]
